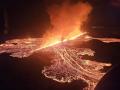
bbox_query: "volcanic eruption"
[0,1,118,90]
[40,1,92,49]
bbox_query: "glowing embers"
[42,47,111,90]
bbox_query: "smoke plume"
[41,1,92,48]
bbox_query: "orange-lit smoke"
[41,1,92,48]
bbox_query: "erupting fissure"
[40,1,92,49]
[0,1,114,90]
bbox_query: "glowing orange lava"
[39,31,86,49]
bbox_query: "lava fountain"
[40,1,92,49]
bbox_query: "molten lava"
[0,38,112,90]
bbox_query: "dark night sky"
[0,0,50,39]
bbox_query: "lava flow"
[0,35,113,90]
[42,46,111,90]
